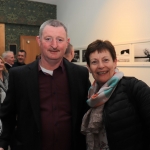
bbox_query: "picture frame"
[73,40,150,67]
[133,42,150,63]
[72,50,80,63]
[114,44,131,64]
[82,49,86,62]
[115,40,150,66]
[72,48,87,66]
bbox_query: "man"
[2,51,15,71]
[0,19,90,150]
[64,43,75,62]
[12,49,26,67]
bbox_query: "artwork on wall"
[82,50,86,62]
[72,50,80,63]
[114,40,150,66]
[72,48,86,65]
[114,44,131,63]
[133,42,150,62]
[72,40,150,67]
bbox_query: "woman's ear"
[114,58,117,68]
[86,64,91,73]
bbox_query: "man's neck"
[5,62,12,67]
[17,60,25,64]
[40,58,63,70]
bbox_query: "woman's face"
[88,50,117,86]
[0,59,4,71]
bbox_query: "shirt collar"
[38,59,65,75]
[5,62,12,67]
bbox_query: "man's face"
[17,52,26,64]
[36,25,69,63]
[5,52,15,65]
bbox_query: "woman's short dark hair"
[85,39,117,66]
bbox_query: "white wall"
[56,0,150,85]
[29,0,150,86]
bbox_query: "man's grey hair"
[39,19,68,38]
[2,51,14,59]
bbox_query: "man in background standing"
[12,49,26,67]
[64,43,75,62]
[2,51,15,71]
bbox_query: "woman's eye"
[91,61,98,65]
[104,59,109,62]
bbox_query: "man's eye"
[45,38,52,41]
[57,38,63,42]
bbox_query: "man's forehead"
[18,52,25,55]
[43,26,67,35]
[7,53,13,57]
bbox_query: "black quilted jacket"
[103,76,150,150]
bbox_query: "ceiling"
[28,0,58,5]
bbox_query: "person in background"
[0,56,8,104]
[81,39,150,150]
[0,19,90,150]
[2,51,15,71]
[35,54,41,60]
[12,49,26,67]
[64,43,75,62]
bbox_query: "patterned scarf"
[81,69,123,150]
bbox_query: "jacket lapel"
[26,60,41,131]
[64,59,80,126]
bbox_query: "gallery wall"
[56,0,150,85]
[29,0,150,85]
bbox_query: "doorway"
[20,35,40,64]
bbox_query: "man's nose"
[51,40,58,49]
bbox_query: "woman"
[81,40,150,150]
[0,56,8,104]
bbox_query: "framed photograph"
[133,42,150,63]
[82,49,86,62]
[114,44,131,63]
[72,50,80,62]
[72,41,150,67]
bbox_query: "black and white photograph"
[114,44,131,62]
[72,50,80,62]
[82,50,86,62]
[134,42,150,62]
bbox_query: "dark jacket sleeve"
[129,77,150,147]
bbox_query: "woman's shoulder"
[121,76,149,90]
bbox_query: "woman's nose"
[97,61,104,68]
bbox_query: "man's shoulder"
[5,63,11,67]
[12,62,18,67]
[64,60,88,72]
[10,60,38,73]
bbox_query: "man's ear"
[36,36,40,46]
